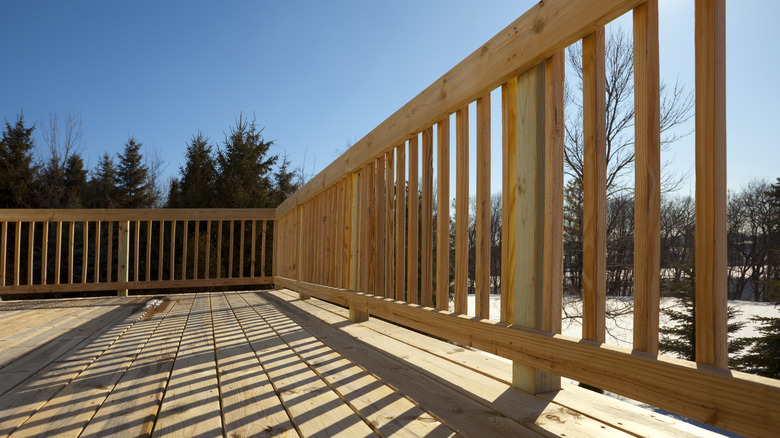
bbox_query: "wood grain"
[436,116,451,311]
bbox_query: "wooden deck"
[0,290,722,438]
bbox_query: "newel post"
[506,54,564,394]
[117,221,129,297]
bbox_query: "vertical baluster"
[107,222,113,283]
[42,221,49,285]
[229,220,234,278]
[634,0,661,353]
[93,221,100,284]
[81,221,87,284]
[260,221,267,277]
[455,108,469,314]
[158,221,164,281]
[68,222,74,284]
[118,221,129,296]
[376,155,386,296]
[239,220,245,278]
[695,0,727,368]
[217,221,223,279]
[146,220,152,281]
[55,221,62,285]
[395,143,406,302]
[421,127,434,307]
[582,27,607,343]
[134,220,140,282]
[407,136,419,304]
[193,220,199,280]
[367,162,377,294]
[501,78,517,323]
[28,221,35,285]
[476,94,491,319]
[182,219,188,280]
[1,221,6,287]
[385,152,394,297]
[251,220,257,278]
[206,221,212,279]
[170,220,176,280]
[437,117,451,311]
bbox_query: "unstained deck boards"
[0,290,723,437]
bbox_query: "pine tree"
[271,155,299,207]
[116,137,152,208]
[63,154,87,207]
[0,114,38,207]
[660,263,746,365]
[89,153,119,208]
[734,316,780,378]
[175,132,216,208]
[214,115,277,208]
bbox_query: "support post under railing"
[117,220,129,297]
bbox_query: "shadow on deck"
[0,291,722,437]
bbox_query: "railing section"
[0,209,275,295]
[273,1,779,437]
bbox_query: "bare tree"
[37,111,87,207]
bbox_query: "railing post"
[509,58,563,394]
[117,220,129,297]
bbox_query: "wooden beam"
[454,108,469,315]
[633,0,661,354]
[436,117,451,311]
[582,28,607,343]
[695,0,727,368]
[0,221,5,287]
[475,95,491,320]
[0,208,276,222]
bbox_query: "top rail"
[276,0,643,217]
[0,208,276,222]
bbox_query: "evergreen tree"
[734,315,780,378]
[174,132,216,208]
[660,264,745,365]
[0,114,38,207]
[214,115,277,208]
[271,155,299,206]
[63,154,88,207]
[116,137,153,208]
[89,153,120,208]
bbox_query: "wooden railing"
[273,0,779,436]
[0,209,274,295]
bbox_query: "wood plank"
[214,293,297,437]
[376,155,386,297]
[77,296,185,437]
[581,28,607,343]
[81,221,87,283]
[251,220,256,277]
[367,162,377,294]
[475,94,491,320]
[182,220,189,280]
[407,136,419,304]
[41,221,49,285]
[169,220,176,280]
[229,220,234,278]
[153,294,223,437]
[633,0,661,354]
[28,222,35,285]
[0,298,147,436]
[260,220,267,278]
[385,151,394,297]
[0,221,6,286]
[147,220,153,281]
[421,127,434,307]
[134,220,140,282]
[67,221,73,284]
[239,296,374,436]
[501,78,517,324]
[205,220,211,279]
[0,208,276,222]
[436,116,451,311]
[159,221,164,280]
[455,108,468,314]
[247,292,451,438]
[107,221,113,283]
[8,298,166,437]
[92,221,98,283]
[55,221,62,284]
[275,0,645,218]
[395,143,406,302]
[694,0,727,368]
[216,221,222,279]
[118,221,129,296]
[274,277,780,438]
[543,52,565,336]
[239,220,245,278]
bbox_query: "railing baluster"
[205,220,211,279]
[118,221,129,296]
[250,220,256,278]
[68,221,74,284]
[28,221,35,285]
[437,116,451,311]
[1,221,6,287]
[107,222,113,282]
[193,220,199,280]
[633,0,661,354]
[421,127,434,307]
[582,27,607,343]
[134,220,140,282]
[395,143,406,302]
[228,220,234,278]
[239,219,245,278]
[501,78,517,324]
[217,221,222,279]
[455,108,468,314]
[81,221,87,284]
[407,136,419,305]
[182,220,188,280]
[260,220,266,277]
[42,221,49,285]
[170,220,176,280]
[376,155,386,297]
[146,220,152,281]
[475,94,491,319]
[367,162,377,294]
[93,221,99,284]
[694,0,727,368]
[385,152,394,296]
[55,221,62,285]
[158,221,164,281]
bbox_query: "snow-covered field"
[448,294,779,350]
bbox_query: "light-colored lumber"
[169,220,176,280]
[228,220,234,278]
[436,116,451,311]
[250,220,256,277]
[633,0,661,354]
[407,135,419,304]
[182,220,189,280]
[106,221,112,282]
[376,154,386,297]
[543,52,565,336]
[153,294,223,438]
[158,221,164,280]
[367,162,377,295]
[147,220,153,281]
[67,221,73,284]
[216,220,222,279]
[118,221,129,297]
[55,221,62,284]
[81,221,87,283]
[27,222,34,285]
[0,208,276,222]
[78,296,185,438]
[215,293,297,437]
[0,221,6,286]
[0,276,273,295]
[455,108,468,314]
[694,0,727,369]
[274,276,780,438]
[385,151,394,296]
[91,221,97,283]
[421,127,434,307]
[134,220,140,282]
[395,143,406,302]
[205,220,211,279]
[41,221,48,284]
[275,0,645,218]
[475,94,491,320]
[582,27,607,343]
[501,78,517,324]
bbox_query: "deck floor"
[0,290,721,437]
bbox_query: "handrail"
[0,208,275,295]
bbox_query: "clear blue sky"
[1,0,778,199]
